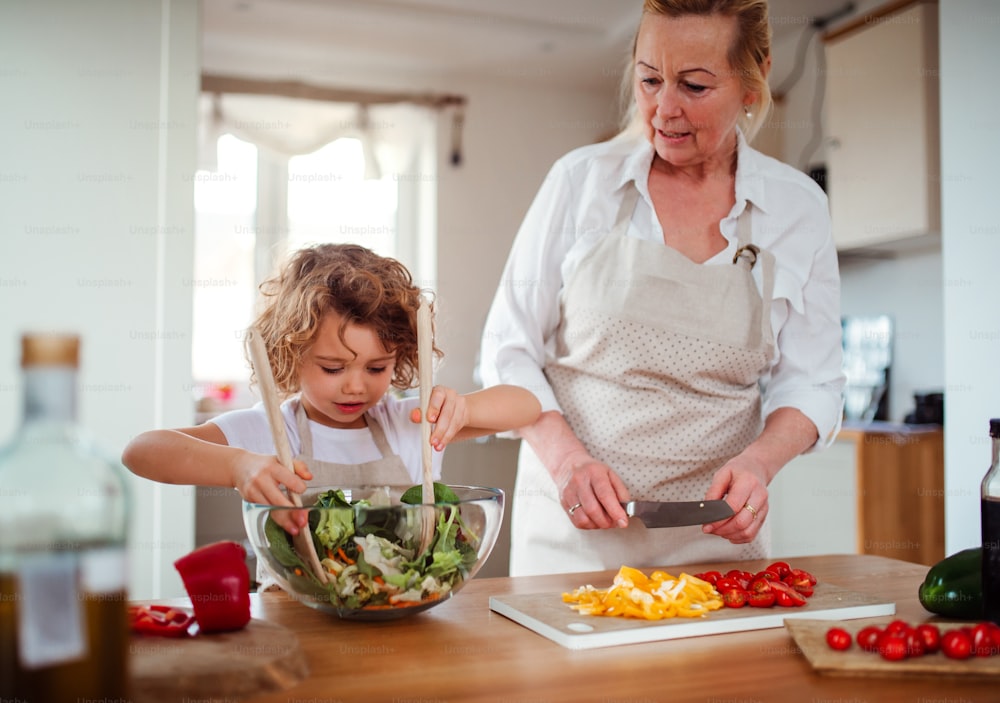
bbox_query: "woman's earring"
[743,104,752,119]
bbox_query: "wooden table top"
[239,553,995,703]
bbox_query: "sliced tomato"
[720,587,748,608]
[693,570,722,586]
[770,580,807,607]
[725,569,753,589]
[747,590,776,608]
[783,572,814,597]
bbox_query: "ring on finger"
[743,502,758,520]
[568,502,583,516]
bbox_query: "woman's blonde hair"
[618,0,772,142]
[250,243,437,396]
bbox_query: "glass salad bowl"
[243,483,503,621]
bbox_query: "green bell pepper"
[917,547,984,619]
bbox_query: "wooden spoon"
[247,328,328,585]
[417,297,436,555]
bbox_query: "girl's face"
[633,13,752,172]
[297,311,397,429]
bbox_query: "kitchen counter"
[234,554,994,702]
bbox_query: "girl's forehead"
[311,311,394,358]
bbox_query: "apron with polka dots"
[509,182,776,576]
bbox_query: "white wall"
[939,0,1000,553]
[0,0,199,598]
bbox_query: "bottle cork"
[21,333,80,368]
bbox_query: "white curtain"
[196,92,438,285]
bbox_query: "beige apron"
[256,400,412,587]
[292,399,412,489]
[509,183,775,576]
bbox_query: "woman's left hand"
[701,455,770,543]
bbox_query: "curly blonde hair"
[249,243,437,396]
[619,0,772,141]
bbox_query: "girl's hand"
[231,452,313,535]
[409,385,470,450]
[701,455,770,543]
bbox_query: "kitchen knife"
[622,500,735,528]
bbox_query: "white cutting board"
[490,582,895,650]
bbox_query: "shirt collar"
[614,128,771,215]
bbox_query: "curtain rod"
[200,73,466,110]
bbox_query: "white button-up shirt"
[478,131,845,448]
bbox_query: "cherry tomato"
[905,630,927,658]
[748,577,774,595]
[725,569,753,589]
[715,577,743,592]
[825,627,852,651]
[856,625,883,652]
[878,633,909,661]
[788,568,817,586]
[914,623,941,654]
[747,590,776,608]
[721,587,748,608]
[884,619,913,638]
[695,570,722,586]
[971,623,997,657]
[783,573,814,598]
[765,561,791,579]
[941,629,973,660]
[753,570,778,582]
[770,580,807,607]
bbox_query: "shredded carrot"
[373,575,385,586]
[337,547,355,565]
[293,567,303,576]
[326,549,335,559]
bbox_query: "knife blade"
[622,499,735,528]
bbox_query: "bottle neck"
[994,435,1000,470]
[23,366,77,425]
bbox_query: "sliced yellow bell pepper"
[562,565,723,620]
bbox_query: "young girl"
[123,243,540,536]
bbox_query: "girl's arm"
[412,384,542,449]
[122,424,312,524]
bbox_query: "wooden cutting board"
[490,581,894,650]
[130,615,308,702]
[785,616,1000,679]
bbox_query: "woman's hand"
[521,410,630,529]
[701,454,770,543]
[557,456,631,530]
[702,407,820,543]
[231,452,312,535]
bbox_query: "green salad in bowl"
[243,483,503,620]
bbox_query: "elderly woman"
[479,0,845,576]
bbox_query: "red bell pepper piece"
[128,604,196,637]
[173,540,251,633]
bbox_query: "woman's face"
[297,310,397,429]
[633,12,753,171]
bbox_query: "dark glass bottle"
[983,418,1000,625]
[0,334,130,702]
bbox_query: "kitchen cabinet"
[770,424,944,566]
[823,0,940,252]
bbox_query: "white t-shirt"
[211,394,443,484]
[478,130,846,448]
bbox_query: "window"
[192,96,436,414]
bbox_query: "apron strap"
[731,205,775,349]
[611,183,641,239]
[293,397,395,459]
[293,399,313,457]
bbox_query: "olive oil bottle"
[983,418,1000,625]
[0,334,130,702]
